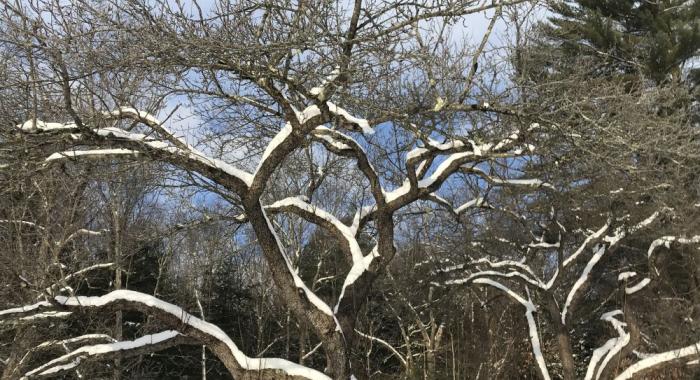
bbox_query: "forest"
[1,0,699,379]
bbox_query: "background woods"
[1,0,699,379]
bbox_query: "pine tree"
[542,0,700,85]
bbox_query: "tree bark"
[543,293,575,380]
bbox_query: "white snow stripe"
[25,331,181,377]
[625,278,651,295]
[562,245,606,325]
[473,279,551,380]
[51,290,330,379]
[614,342,700,380]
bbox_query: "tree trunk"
[244,200,349,378]
[544,293,575,380]
[110,207,123,380]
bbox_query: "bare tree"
[2,0,698,379]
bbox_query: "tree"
[541,0,700,84]
[1,0,699,379]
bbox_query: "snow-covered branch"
[1,290,332,380]
[472,279,551,380]
[561,210,666,324]
[311,126,383,203]
[354,328,408,368]
[584,310,631,380]
[23,331,190,379]
[43,263,115,297]
[18,115,253,192]
[614,341,700,380]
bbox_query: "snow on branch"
[309,67,340,100]
[29,289,330,379]
[17,113,254,190]
[585,310,630,380]
[264,196,377,318]
[648,235,700,258]
[311,127,383,203]
[266,196,362,262]
[255,122,294,176]
[386,126,539,205]
[260,203,338,323]
[326,102,373,135]
[614,341,700,380]
[43,263,115,297]
[0,220,46,230]
[472,279,551,380]
[35,334,116,350]
[102,107,190,151]
[23,331,187,378]
[436,257,546,290]
[335,246,380,313]
[561,244,606,324]
[17,120,77,132]
[0,301,52,319]
[561,210,666,324]
[354,328,407,367]
[460,167,554,190]
[45,149,141,162]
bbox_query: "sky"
[156,0,550,188]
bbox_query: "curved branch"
[1,290,332,380]
[472,279,551,380]
[24,331,191,379]
[614,342,700,380]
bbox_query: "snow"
[594,311,630,380]
[427,139,466,151]
[648,236,700,257]
[528,241,560,249]
[562,245,606,324]
[17,120,77,132]
[335,246,379,313]
[52,289,331,379]
[46,149,140,162]
[406,147,428,161]
[19,116,254,187]
[25,331,180,377]
[617,272,637,281]
[103,107,160,127]
[19,311,72,321]
[446,270,544,289]
[326,101,373,134]
[351,205,376,234]
[454,197,487,214]
[625,278,651,294]
[490,178,555,189]
[260,202,337,321]
[267,197,362,261]
[586,337,619,380]
[614,341,700,380]
[255,122,293,175]
[0,301,51,317]
[309,67,340,100]
[0,220,45,230]
[295,105,322,124]
[472,279,551,380]
[36,334,116,349]
[315,134,351,150]
[562,223,610,268]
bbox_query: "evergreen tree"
[540,0,700,85]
